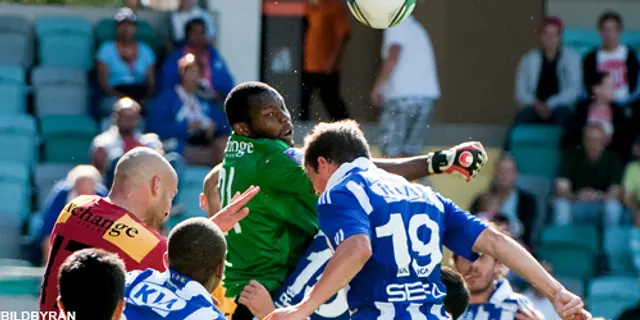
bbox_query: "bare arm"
[474,228,562,299]
[297,234,371,317]
[473,228,585,318]
[372,153,432,181]
[97,62,122,97]
[373,44,400,87]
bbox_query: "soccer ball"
[346,0,417,29]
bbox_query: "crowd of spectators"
[472,12,640,314]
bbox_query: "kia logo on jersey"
[458,151,473,168]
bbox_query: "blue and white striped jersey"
[272,231,349,320]
[460,280,535,320]
[121,268,225,320]
[317,158,488,320]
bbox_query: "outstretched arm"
[373,141,488,182]
[473,228,591,319]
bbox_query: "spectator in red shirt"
[39,147,178,313]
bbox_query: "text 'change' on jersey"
[460,280,535,320]
[318,158,488,320]
[272,231,349,320]
[122,268,225,320]
[40,195,166,313]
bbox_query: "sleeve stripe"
[346,181,373,215]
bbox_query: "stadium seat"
[538,225,599,280]
[35,163,75,210]
[510,125,562,148]
[0,267,43,297]
[0,64,27,114]
[587,276,640,320]
[34,83,88,117]
[32,66,87,87]
[32,66,88,116]
[557,276,584,298]
[510,126,562,179]
[35,16,93,69]
[0,114,38,164]
[94,18,159,50]
[177,166,211,218]
[516,175,551,243]
[0,15,33,68]
[0,15,32,36]
[511,147,560,180]
[0,34,32,69]
[563,28,600,57]
[40,115,97,164]
[0,161,31,221]
[622,30,640,53]
[604,227,637,275]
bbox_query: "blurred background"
[0,0,638,318]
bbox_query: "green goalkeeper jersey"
[219,133,319,297]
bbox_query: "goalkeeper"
[220,81,488,320]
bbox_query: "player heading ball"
[264,120,591,320]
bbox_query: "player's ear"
[232,122,250,137]
[112,298,126,320]
[317,156,329,171]
[151,175,161,197]
[216,260,224,279]
[199,192,209,215]
[163,252,169,269]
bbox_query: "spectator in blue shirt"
[159,18,234,105]
[38,165,107,264]
[97,8,156,117]
[150,53,230,166]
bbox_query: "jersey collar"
[488,279,515,305]
[326,157,375,191]
[166,269,218,306]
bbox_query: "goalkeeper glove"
[428,141,488,182]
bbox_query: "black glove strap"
[431,151,449,174]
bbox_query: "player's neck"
[106,191,147,222]
[469,286,495,304]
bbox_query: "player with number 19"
[264,120,590,320]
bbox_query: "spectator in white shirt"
[371,15,440,157]
[514,17,581,125]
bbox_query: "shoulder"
[521,48,540,62]
[97,42,116,55]
[92,128,117,147]
[560,47,580,60]
[138,43,155,58]
[321,176,372,210]
[70,194,101,207]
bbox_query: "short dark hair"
[303,120,371,171]
[598,11,623,30]
[185,18,206,36]
[58,248,126,320]
[441,267,470,319]
[167,217,227,285]
[224,81,279,126]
